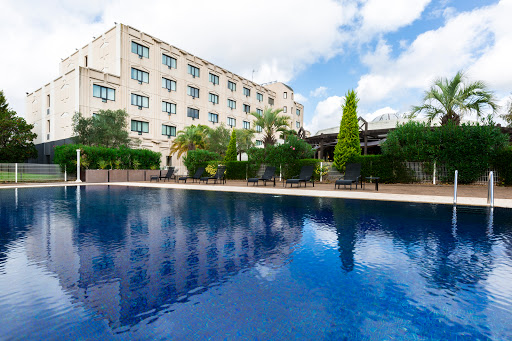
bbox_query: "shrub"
[381,121,436,161]
[433,123,507,183]
[224,161,259,180]
[247,135,314,169]
[493,146,512,186]
[224,130,237,162]
[348,155,414,183]
[382,121,508,183]
[54,144,161,174]
[183,149,222,175]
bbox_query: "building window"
[208,112,219,123]
[268,97,274,105]
[243,121,250,129]
[243,87,250,97]
[162,54,177,69]
[84,55,88,67]
[256,140,263,146]
[131,68,149,83]
[209,73,219,85]
[228,81,236,91]
[162,78,176,91]
[131,42,149,58]
[227,99,236,109]
[47,94,51,107]
[209,93,219,104]
[296,108,300,116]
[162,124,176,137]
[227,117,236,127]
[283,91,287,99]
[255,125,262,133]
[256,108,262,115]
[296,121,300,128]
[93,85,115,102]
[162,101,176,114]
[131,94,149,108]
[283,106,287,113]
[257,92,263,102]
[188,64,200,78]
[131,120,149,135]
[187,107,199,119]
[243,104,250,113]
[187,86,199,98]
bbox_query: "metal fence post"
[76,149,82,183]
[488,171,494,207]
[64,165,67,182]
[433,161,436,185]
[453,170,458,205]
[15,163,18,183]
[320,162,323,182]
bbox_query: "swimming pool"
[1,185,511,340]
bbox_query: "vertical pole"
[433,161,436,185]
[64,165,67,182]
[453,170,458,205]
[320,162,323,182]
[76,149,82,183]
[279,164,282,182]
[488,171,494,207]
[15,163,18,183]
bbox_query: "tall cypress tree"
[333,90,360,172]
[224,129,237,162]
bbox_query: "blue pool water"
[1,186,512,340]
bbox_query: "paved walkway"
[2,180,512,208]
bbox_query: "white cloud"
[360,0,432,35]
[309,86,329,98]
[293,93,308,103]
[356,0,512,108]
[305,95,344,135]
[0,0,356,116]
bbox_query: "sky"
[1,0,511,135]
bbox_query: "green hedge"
[224,161,259,180]
[348,155,415,183]
[247,135,314,168]
[53,144,160,174]
[382,121,508,184]
[493,147,512,186]
[183,150,222,176]
[282,159,321,180]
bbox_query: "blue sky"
[1,0,511,134]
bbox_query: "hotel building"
[25,24,304,167]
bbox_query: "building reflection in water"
[22,186,304,329]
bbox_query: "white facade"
[26,24,304,167]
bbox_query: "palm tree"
[502,94,512,127]
[250,107,291,147]
[410,71,498,125]
[235,128,255,160]
[169,125,207,158]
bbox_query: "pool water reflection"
[0,186,511,340]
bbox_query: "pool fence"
[0,163,69,183]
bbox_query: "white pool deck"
[1,181,511,208]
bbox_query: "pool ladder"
[453,170,494,207]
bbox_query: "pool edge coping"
[2,181,511,209]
